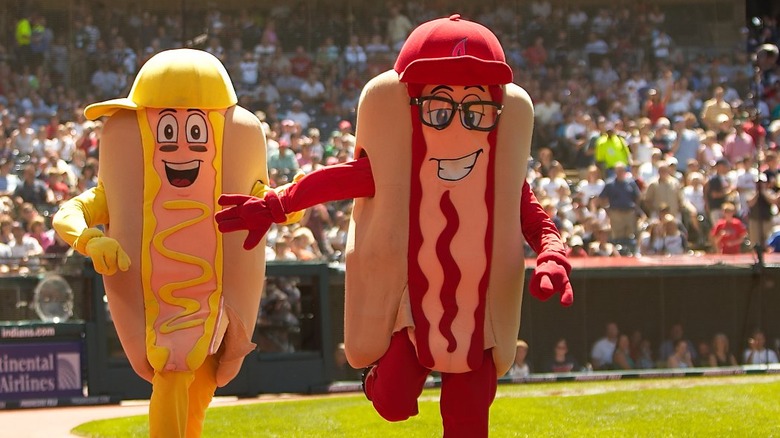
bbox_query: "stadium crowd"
[0,1,779,274]
[506,322,778,378]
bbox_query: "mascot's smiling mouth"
[164,160,202,188]
[431,149,483,181]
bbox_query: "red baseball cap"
[394,14,512,85]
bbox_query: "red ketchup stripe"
[407,95,434,369]
[436,190,460,353]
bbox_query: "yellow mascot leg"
[185,355,219,438]
[149,370,195,438]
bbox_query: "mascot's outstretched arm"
[54,184,131,276]
[220,162,572,306]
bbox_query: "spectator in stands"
[289,226,322,261]
[643,89,668,126]
[671,113,701,173]
[651,117,675,155]
[0,214,13,245]
[566,234,588,258]
[44,166,70,203]
[710,202,747,254]
[577,165,605,201]
[0,158,19,196]
[704,158,735,225]
[591,322,619,370]
[643,161,685,219]
[660,213,686,255]
[723,120,756,164]
[595,122,631,178]
[659,322,697,363]
[10,117,36,158]
[638,219,665,256]
[538,161,570,205]
[284,100,311,129]
[747,174,778,251]
[682,172,709,247]
[666,339,694,369]
[734,156,759,217]
[743,328,779,365]
[708,333,738,367]
[90,60,123,100]
[697,130,724,171]
[588,224,620,256]
[13,163,52,207]
[544,338,581,373]
[599,162,641,243]
[700,86,733,131]
[386,4,414,52]
[505,340,531,378]
[612,333,635,370]
[28,216,52,252]
[268,139,299,185]
[326,209,350,262]
[629,330,655,369]
[343,35,367,73]
[8,220,42,262]
[534,90,562,148]
[299,71,326,105]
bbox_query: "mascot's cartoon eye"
[433,108,452,125]
[423,106,454,128]
[186,113,208,143]
[157,114,178,143]
[463,109,484,127]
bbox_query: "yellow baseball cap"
[85,48,237,120]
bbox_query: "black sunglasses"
[410,96,503,131]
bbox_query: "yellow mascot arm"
[52,182,130,275]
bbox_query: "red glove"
[215,191,287,250]
[529,251,573,306]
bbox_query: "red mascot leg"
[439,349,497,438]
[364,328,430,421]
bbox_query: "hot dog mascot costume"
[53,49,296,437]
[217,15,573,437]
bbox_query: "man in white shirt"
[743,329,779,365]
[590,322,619,370]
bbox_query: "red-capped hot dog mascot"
[217,15,572,437]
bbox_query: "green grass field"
[73,375,780,437]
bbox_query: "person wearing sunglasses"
[217,14,573,437]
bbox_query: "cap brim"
[398,56,513,85]
[84,98,140,120]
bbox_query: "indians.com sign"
[0,342,82,400]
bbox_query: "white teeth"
[434,150,482,181]
[165,160,201,171]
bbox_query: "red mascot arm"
[216,157,375,249]
[520,181,574,306]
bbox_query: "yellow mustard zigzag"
[153,199,213,334]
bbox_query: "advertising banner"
[0,342,83,400]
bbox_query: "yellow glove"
[249,176,305,225]
[75,228,131,276]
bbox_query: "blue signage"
[0,342,83,400]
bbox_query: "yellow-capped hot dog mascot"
[53,49,294,437]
